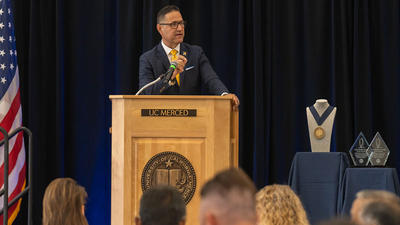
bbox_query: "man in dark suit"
[139,5,239,108]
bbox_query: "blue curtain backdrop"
[10,0,400,224]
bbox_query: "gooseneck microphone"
[135,61,178,95]
[163,61,178,84]
[159,61,179,93]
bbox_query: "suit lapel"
[156,43,170,72]
[180,43,189,87]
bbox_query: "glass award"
[366,132,390,166]
[349,132,370,166]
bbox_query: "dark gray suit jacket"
[139,42,229,95]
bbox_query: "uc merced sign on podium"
[109,95,239,225]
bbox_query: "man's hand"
[171,55,187,79]
[225,94,240,111]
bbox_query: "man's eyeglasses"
[159,21,186,29]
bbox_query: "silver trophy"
[366,132,390,166]
[349,132,370,167]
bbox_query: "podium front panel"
[110,95,238,225]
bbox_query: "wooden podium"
[110,95,238,225]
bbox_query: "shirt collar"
[161,41,180,56]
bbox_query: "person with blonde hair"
[256,184,309,225]
[42,177,89,225]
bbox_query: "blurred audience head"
[42,177,88,225]
[357,201,400,225]
[256,184,309,225]
[136,185,186,225]
[200,168,257,225]
[318,218,357,225]
[351,190,400,225]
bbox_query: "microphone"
[159,62,178,93]
[163,61,178,84]
[136,62,179,95]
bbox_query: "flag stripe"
[8,165,26,204]
[0,105,22,166]
[0,70,19,122]
[8,181,25,225]
[0,165,25,224]
[0,89,20,138]
[0,133,23,187]
[0,142,25,208]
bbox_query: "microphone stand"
[135,73,165,95]
[136,62,178,95]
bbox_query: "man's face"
[157,11,185,48]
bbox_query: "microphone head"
[170,61,178,68]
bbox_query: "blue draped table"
[338,168,400,215]
[288,152,350,224]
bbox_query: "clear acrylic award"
[349,132,370,167]
[366,132,390,166]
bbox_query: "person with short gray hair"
[350,190,400,225]
[359,201,400,225]
[355,190,400,205]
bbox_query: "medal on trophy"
[314,127,325,139]
[309,105,334,140]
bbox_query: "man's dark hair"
[360,201,400,225]
[157,5,181,23]
[200,168,257,197]
[139,185,186,225]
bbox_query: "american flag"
[0,0,26,224]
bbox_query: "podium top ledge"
[109,95,232,100]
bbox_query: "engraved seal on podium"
[141,151,196,204]
[314,127,325,139]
